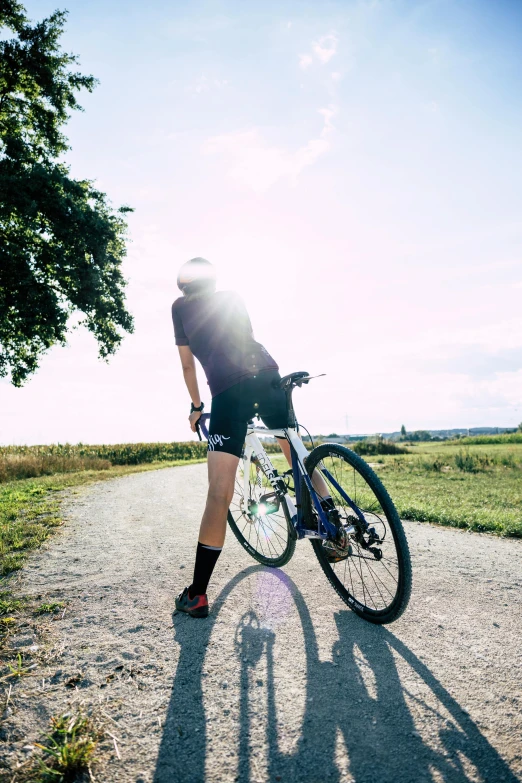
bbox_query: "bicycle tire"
[227,457,296,568]
[303,443,412,624]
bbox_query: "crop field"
[270,440,522,538]
[0,441,208,482]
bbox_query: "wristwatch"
[190,402,204,413]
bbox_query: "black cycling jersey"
[172,290,278,397]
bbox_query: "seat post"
[286,388,297,429]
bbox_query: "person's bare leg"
[276,436,330,498]
[198,450,240,547]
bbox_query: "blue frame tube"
[290,443,338,539]
[320,467,367,527]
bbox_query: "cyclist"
[172,258,330,617]
[172,258,289,617]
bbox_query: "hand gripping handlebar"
[195,413,210,441]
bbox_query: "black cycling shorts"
[208,370,289,458]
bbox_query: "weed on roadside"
[2,652,37,681]
[13,711,103,782]
[454,450,490,472]
[0,594,27,615]
[34,602,65,615]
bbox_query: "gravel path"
[2,463,521,782]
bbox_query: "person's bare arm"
[178,346,205,432]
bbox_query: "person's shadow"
[154,566,517,783]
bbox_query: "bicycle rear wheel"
[227,455,296,567]
[303,443,412,624]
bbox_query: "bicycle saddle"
[277,371,310,389]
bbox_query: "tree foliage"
[0,0,133,385]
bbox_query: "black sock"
[189,542,222,598]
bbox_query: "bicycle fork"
[244,438,298,524]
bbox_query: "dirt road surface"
[2,463,521,782]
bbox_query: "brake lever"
[195,420,202,441]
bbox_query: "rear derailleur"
[327,510,384,561]
[350,518,383,560]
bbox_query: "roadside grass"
[377,442,522,536]
[381,464,521,536]
[271,441,522,538]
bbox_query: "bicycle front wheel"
[227,455,296,568]
[304,443,412,624]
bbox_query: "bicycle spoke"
[228,456,293,564]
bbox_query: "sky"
[1,0,522,444]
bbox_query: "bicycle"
[197,371,412,624]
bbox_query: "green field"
[271,440,522,538]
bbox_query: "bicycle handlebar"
[195,413,211,441]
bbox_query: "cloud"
[428,346,522,380]
[202,105,338,192]
[312,33,338,64]
[298,32,338,69]
[318,105,336,133]
[331,71,342,81]
[187,74,228,94]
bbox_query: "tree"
[408,430,432,442]
[400,424,406,437]
[518,422,522,433]
[0,1,133,386]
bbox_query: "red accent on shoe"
[189,594,208,609]
[176,587,209,617]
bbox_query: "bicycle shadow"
[154,566,517,783]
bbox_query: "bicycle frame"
[200,415,346,541]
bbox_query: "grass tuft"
[34,601,65,615]
[4,652,35,680]
[0,594,27,614]
[454,449,494,472]
[30,712,102,782]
